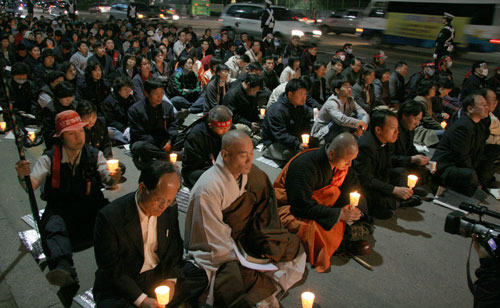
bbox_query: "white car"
[221,3,322,43]
[49,2,78,17]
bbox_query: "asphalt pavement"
[0,9,499,308]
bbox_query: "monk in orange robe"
[273,133,373,272]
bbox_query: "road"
[1,9,498,308]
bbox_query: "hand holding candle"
[407,175,418,188]
[350,191,360,207]
[301,291,315,308]
[301,134,310,145]
[107,159,119,174]
[170,153,177,164]
[155,286,170,306]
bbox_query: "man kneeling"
[274,133,373,273]
[93,161,208,307]
[185,130,306,308]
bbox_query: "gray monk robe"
[185,154,306,308]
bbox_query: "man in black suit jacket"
[354,109,421,220]
[93,161,207,308]
[432,94,490,196]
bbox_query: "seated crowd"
[4,11,500,308]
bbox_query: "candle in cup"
[0,122,6,131]
[301,134,310,144]
[28,131,35,143]
[440,121,447,129]
[155,286,170,306]
[350,191,361,206]
[407,175,418,188]
[301,291,315,308]
[107,159,119,173]
[170,153,177,163]
[259,108,266,117]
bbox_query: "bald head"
[327,133,359,170]
[222,130,251,151]
[221,130,254,178]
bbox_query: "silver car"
[317,8,363,35]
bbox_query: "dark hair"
[285,78,308,94]
[300,75,312,91]
[462,94,479,112]
[112,77,133,93]
[62,41,72,50]
[209,105,232,122]
[343,43,352,49]
[16,43,26,51]
[76,100,97,117]
[85,61,103,81]
[45,70,65,84]
[397,101,424,119]
[313,60,326,72]
[177,56,192,68]
[359,64,375,84]
[136,55,150,68]
[247,61,262,72]
[11,62,30,76]
[151,48,163,59]
[209,57,223,71]
[122,53,136,70]
[375,67,390,79]
[331,78,350,91]
[240,54,250,64]
[214,64,230,85]
[41,48,55,59]
[54,81,75,99]
[416,80,436,96]
[76,40,88,49]
[59,61,75,75]
[288,56,300,68]
[139,160,179,191]
[263,55,274,63]
[92,41,103,49]
[244,73,263,88]
[350,57,362,66]
[369,109,397,132]
[144,78,164,94]
[395,61,407,69]
[438,78,454,89]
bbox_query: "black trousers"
[131,141,169,163]
[477,144,500,187]
[95,262,208,308]
[439,166,479,197]
[183,169,206,189]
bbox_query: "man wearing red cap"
[15,110,121,307]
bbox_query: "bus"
[191,0,210,16]
[356,0,500,52]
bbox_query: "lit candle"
[301,134,310,144]
[0,122,6,132]
[407,175,418,188]
[301,291,315,308]
[259,108,266,118]
[28,131,35,143]
[170,153,177,163]
[350,191,361,206]
[440,121,447,129]
[107,159,119,173]
[155,286,170,306]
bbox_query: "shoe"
[400,195,422,208]
[349,223,374,240]
[176,108,190,120]
[413,186,430,198]
[472,188,488,201]
[370,206,394,220]
[346,240,372,256]
[46,268,78,287]
[57,283,80,308]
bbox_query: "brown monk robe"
[274,133,373,273]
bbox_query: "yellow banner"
[386,12,469,43]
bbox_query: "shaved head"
[221,130,254,178]
[222,130,251,151]
[327,133,359,170]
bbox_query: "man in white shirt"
[173,31,187,59]
[93,161,208,308]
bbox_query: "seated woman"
[352,64,376,114]
[412,80,444,147]
[203,64,230,112]
[150,48,171,85]
[311,78,369,143]
[117,54,137,80]
[279,56,301,84]
[75,61,110,114]
[166,56,203,112]
[132,55,157,102]
[245,40,263,64]
[325,58,344,92]
[373,67,391,107]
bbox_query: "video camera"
[444,202,500,259]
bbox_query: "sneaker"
[400,195,422,208]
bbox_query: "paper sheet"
[232,242,278,272]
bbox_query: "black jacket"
[101,92,136,132]
[262,68,280,91]
[75,75,111,113]
[88,54,117,83]
[181,120,225,186]
[461,73,487,100]
[203,79,228,113]
[85,117,113,159]
[432,113,488,175]
[285,147,367,231]
[310,72,328,106]
[262,92,312,149]
[222,82,259,126]
[389,123,419,168]
[474,257,500,308]
[32,62,58,89]
[93,192,185,305]
[340,67,359,86]
[128,98,178,148]
[354,130,395,196]
[389,70,406,104]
